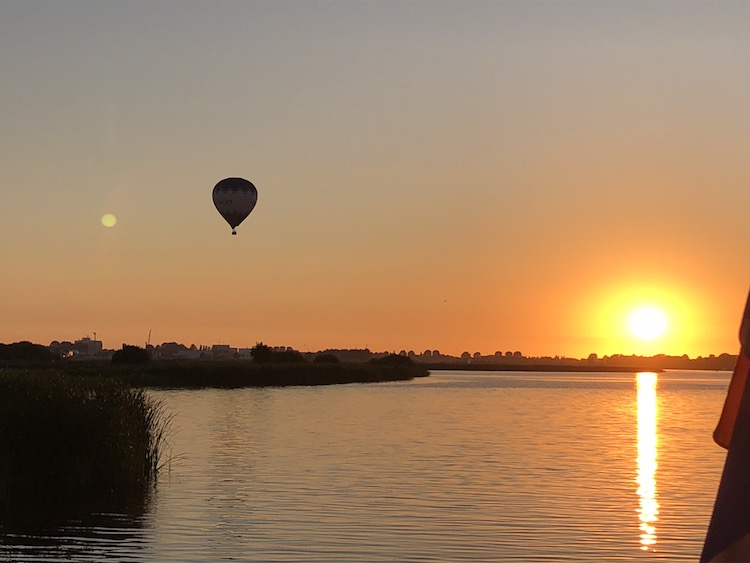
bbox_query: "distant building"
[211,344,237,360]
[49,340,75,358]
[237,348,254,359]
[74,336,103,356]
[175,349,202,360]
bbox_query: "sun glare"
[636,372,659,551]
[589,282,701,357]
[629,307,667,341]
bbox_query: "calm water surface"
[0,370,731,561]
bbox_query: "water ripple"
[1,371,728,561]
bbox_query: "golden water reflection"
[636,372,659,551]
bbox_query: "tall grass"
[125,360,429,388]
[0,370,172,521]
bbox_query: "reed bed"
[126,360,429,388]
[0,370,171,521]
[0,358,423,523]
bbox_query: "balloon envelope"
[212,178,258,234]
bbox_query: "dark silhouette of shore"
[1,340,738,373]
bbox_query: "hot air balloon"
[212,177,258,235]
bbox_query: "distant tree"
[473,351,482,359]
[156,342,188,358]
[274,349,306,363]
[313,353,339,364]
[250,343,306,364]
[0,342,53,362]
[111,344,150,365]
[371,353,415,367]
[250,342,273,364]
[422,349,432,358]
[513,351,522,358]
[460,352,471,361]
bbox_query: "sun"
[589,282,701,356]
[629,307,667,341]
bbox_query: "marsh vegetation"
[0,349,426,524]
[0,370,171,523]
[125,356,429,388]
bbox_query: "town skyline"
[30,333,740,364]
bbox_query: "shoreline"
[422,363,666,373]
[0,359,431,389]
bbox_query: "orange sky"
[1,2,749,358]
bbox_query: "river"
[0,370,731,561]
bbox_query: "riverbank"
[0,359,425,522]
[3,358,431,388]
[125,359,430,388]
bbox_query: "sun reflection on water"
[636,372,659,551]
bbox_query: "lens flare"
[101,213,117,228]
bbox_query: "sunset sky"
[2,1,749,359]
